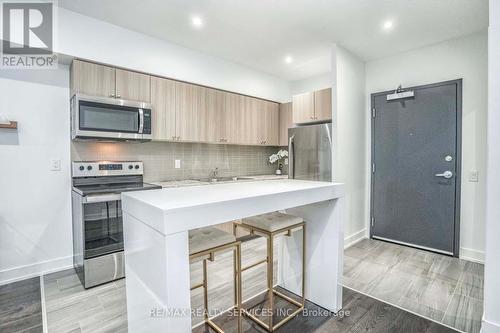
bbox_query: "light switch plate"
[50,159,61,171]
[174,159,181,169]
[469,170,479,182]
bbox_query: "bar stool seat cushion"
[241,212,303,232]
[189,227,236,255]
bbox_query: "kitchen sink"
[197,176,254,183]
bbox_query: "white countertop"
[122,179,344,235]
[151,174,288,188]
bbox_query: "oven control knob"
[135,165,140,169]
[87,165,93,171]
[79,166,84,171]
[128,165,133,170]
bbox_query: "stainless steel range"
[71,161,161,288]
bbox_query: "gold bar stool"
[235,212,305,332]
[189,227,242,333]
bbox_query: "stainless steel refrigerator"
[288,123,332,181]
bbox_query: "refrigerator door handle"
[289,134,295,179]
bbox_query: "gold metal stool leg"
[267,234,274,331]
[190,240,242,333]
[237,222,306,332]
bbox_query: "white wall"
[56,8,290,102]
[290,72,331,96]
[331,45,367,247]
[482,1,500,331]
[365,32,488,262]
[0,66,72,284]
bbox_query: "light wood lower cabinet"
[279,102,293,146]
[150,76,176,141]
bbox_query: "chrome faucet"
[211,168,219,182]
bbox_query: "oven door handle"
[138,108,144,134]
[83,193,121,203]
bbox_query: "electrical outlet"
[174,159,181,169]
[469,170,479,182]
[50,159,61,171]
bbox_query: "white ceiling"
[58,0,488,81]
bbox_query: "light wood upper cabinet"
[71,60,151,103]
[314,88,332,121]
[279,102,293,146]
[240,96,260,145]
[202,88,224,143]
[70,60,115,98]
[150,76,176,141]
[71,60,284,147]
[262,101,279,146]
[115,69,151,102]
[292,88,332,124]
[223,92,245,144]
[292,91,315,123]
[175,81,199,142]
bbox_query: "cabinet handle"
[116,94,121,99]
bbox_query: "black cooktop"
[73,182,161,196]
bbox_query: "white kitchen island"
[121,179,345,333]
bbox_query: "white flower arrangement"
[268,149,288,164]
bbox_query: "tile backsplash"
[71,141,283,182]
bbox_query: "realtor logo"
[1,0,57,69]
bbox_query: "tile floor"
[343,238,484,333]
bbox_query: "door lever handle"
[435,171,453,179]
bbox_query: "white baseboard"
[344,228,367,249]
[0,255,73,286]
[481,318,500,333]
[460,247,485,264]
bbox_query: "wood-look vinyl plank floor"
[3,236,478,333]
[343,238,484,333]
[192,287,458,333]
[0,277,43,333]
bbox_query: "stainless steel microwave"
[71,94,152,141]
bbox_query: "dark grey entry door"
[371,80,462,256]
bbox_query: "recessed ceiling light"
[383,20,394,30]
[191,15,203,28]
[284,56,293,64]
